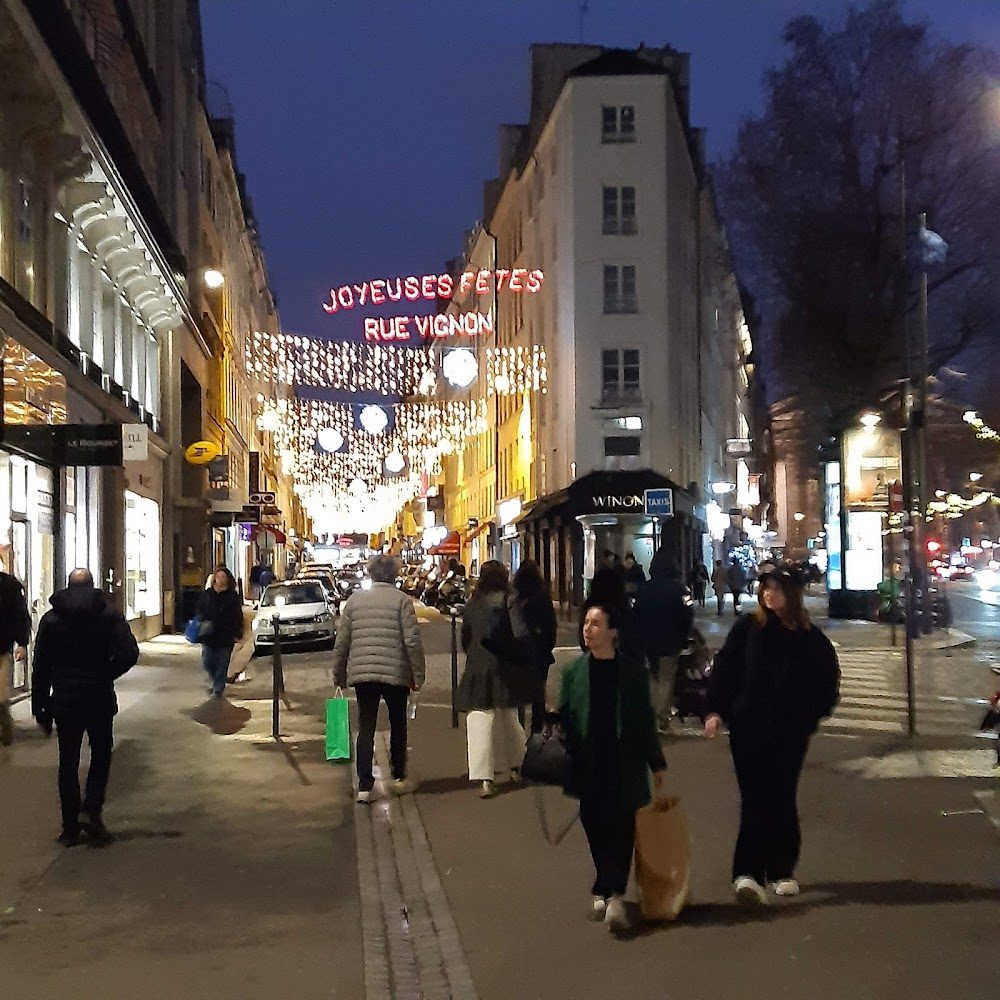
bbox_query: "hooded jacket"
[633,553,693,660]
[0,571,32,652]
[32,586,140,720]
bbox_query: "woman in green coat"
[559,603,667,934]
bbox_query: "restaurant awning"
[428,530,461,556]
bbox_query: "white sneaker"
[772,878,800,896]
[479,780,495,799]
[591,896,608,921]
[604,895,629,934]
[391,778,412,796]
[356,790,372,804]
[734,876,768,906]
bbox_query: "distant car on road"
[252,580,335,654]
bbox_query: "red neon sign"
[363,311,494,342]
[322,269,543,314]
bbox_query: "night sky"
[200,0,1000,342]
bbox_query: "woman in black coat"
[705,565,840,905]
[196,566,245,698]
[510,559,558,734]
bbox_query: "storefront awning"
[428,530,461,556]
[256,525,286,544]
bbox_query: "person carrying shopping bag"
[559,602,668,935]
[333,555,425,803]
[704,564,840,905]
[196,567,245,698]
[456,561,535,799]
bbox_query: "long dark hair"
[512,559,545,599]
[474,560,509,597]
[212,565,238,592]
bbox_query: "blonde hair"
[754,575,811,630]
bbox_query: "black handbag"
[979,706,1000,731]
[521,716,571,787]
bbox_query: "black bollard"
[272,614,282,739]
[450,608,459,729]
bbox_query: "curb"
[919,628,977,651]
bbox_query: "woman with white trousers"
[455,560,535,798]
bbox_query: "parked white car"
[252,580,335,654]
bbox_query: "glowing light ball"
[316,427,344,453]
[348,478,368,496]
[442,349,478,388]
[359,404,389,434]
[384,451,406,474]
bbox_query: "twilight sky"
[199,0,1000,341]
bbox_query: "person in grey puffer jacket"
[333,555,426,802]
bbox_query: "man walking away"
[727,559,747,615]
[32,569,140,846]
[634,550,694,733]
[711,560,729,616]
[333,555,425,802]
[0,565,32,745]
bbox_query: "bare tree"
[719,0,1000,424]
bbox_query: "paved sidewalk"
[1,642,362,1000]
[3,637,997,1000]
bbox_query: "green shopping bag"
[325,690,351,761]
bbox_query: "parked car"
[252,580,335,654]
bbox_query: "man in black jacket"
[0,567,32,746]
[633,550,694,733]
[32,569,140,846]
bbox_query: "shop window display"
[125,491,160,619]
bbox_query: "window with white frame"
[602,265,637,313]
[601,105,636,143]
[601,349,641,403]
[602,186,637,235]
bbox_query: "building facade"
[0,0,301,684]
[438,44,752,604]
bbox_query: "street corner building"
[0,0,305,704]
[421,44,758,602]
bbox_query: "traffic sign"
[644,488,674,517]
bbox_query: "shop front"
[517,469,701,607]
[123,448,164,640]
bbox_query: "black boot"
[57,825,82,847]
[81,812,114,847]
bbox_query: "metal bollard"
[272,614,283,739]
[450,608,459,729]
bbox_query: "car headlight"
[318,611,333,621]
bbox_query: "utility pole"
[899,159,918,736]
[915,213,932,635]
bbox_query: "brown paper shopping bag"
[634,796,691,921]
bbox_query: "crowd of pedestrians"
[328,547,843,936]
[1,545,843,938]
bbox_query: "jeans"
[651,654,680,729]
[355,682,409,792]
[202,643,234,696]
[580,797,636,898]
[55,713,114,830]
[729,729,811,884]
